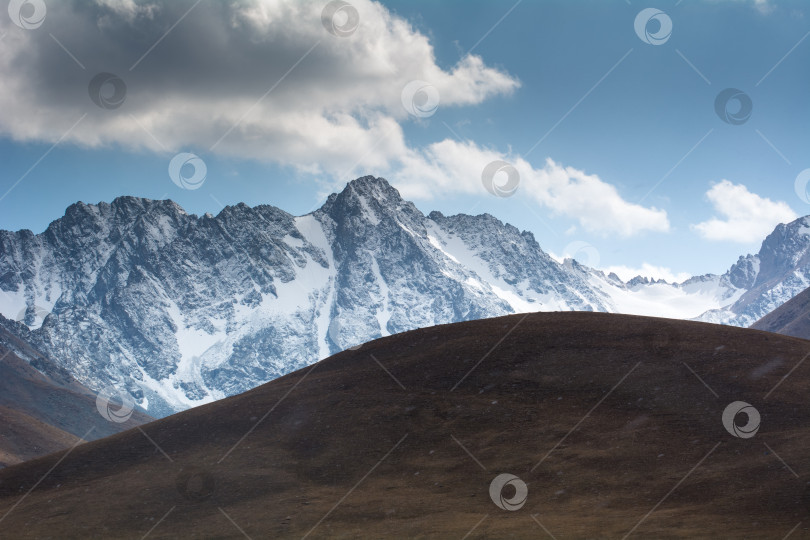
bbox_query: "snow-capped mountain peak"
[0,176,804,416]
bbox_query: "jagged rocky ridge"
[0,176,804,416]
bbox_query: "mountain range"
[1,176,809,417]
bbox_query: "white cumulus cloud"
[0,0,518,174]
[691,180,797,243]
[394,139,670,237]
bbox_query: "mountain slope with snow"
[750,285,810,339]
[0,176,796,416]
[695,218,810,327]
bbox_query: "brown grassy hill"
[1,312,809,538]
[751,286,810,340]
[0,340,152,467]
[0,407,81,468]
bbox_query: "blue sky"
[0,0,808,279]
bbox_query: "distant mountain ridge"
[0,175,806,416]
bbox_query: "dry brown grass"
[1,312,809,538]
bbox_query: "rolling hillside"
[0,312,808,538]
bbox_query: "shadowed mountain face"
[751,286,810,340]
[0,320,152,467]
[1,312,809,538]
